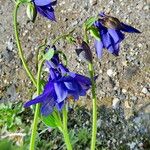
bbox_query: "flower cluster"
[33,0,57,21]
[24,47,92,116]
[94,12,141,58]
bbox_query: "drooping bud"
[75,37,93,63]
[26,3,37,22]
[99,14,122,30]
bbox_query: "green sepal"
[41,110,63,129]
[18,0,31,3]
[52,110,63,130]
[39,79,46,90]
[89,26,101,41]
[43,49,54,61]
[84,16,98,30]
[42,114,57,128]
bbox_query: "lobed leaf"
[41,110,63,129]
[42,114,57,128]
[84,16,98,29]
[89,26,101,41]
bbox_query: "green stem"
[83,28,89,44]
[14,2,42,150]
[29,104,40,150]
[88,63,97,150]
[35,39,47,71]
[52,28,75,46]
[83,26,97,150]
[62,105,72,150]
[52,35,66,46]
[29,60,44,150]
[13,2,36,87]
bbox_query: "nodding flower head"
[94,12,141,58]
[32,0,57,21]
[24,46,92,116]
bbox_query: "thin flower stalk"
[13,2,36,86]
[62,104,72,150]
[83,30,97,150]
[29,60,44,150]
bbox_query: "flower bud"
[75,37,93,63]
[26,3,37,22]
[99,15,122,30]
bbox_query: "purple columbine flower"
[24,48,92,116]
[94,12,141,58]
[33,0,57,21]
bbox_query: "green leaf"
[43,49,54,61]
[41,109,63,129]
[77,128,90,144]
[42,114,57,128]
[52,110,63,129]
[89,26,101,41]
[84,17,98,29]
[0,139,21,150]
[0,103,6,109]
[69,129,78,146]
[18,0,31,3]
[15,117,22,125]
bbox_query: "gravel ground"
[0,0,150,149]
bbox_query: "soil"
[0,0,149,149]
